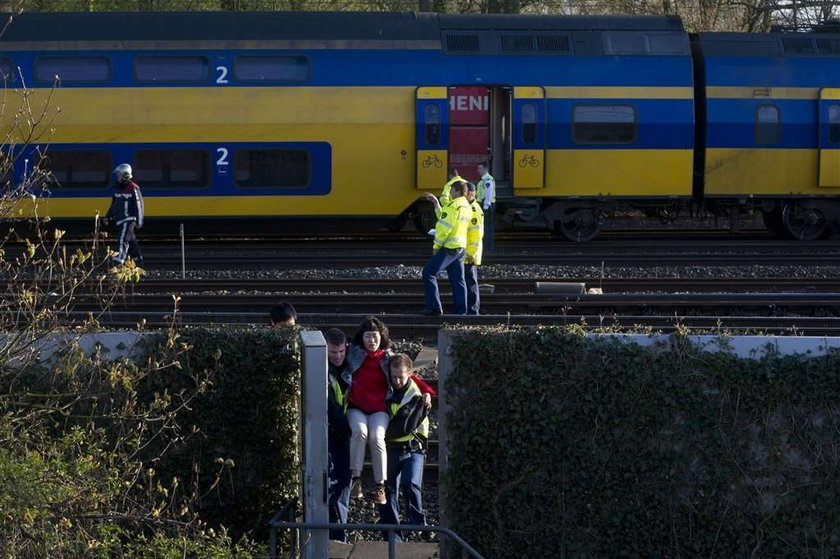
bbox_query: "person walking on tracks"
[476,161,495,254]
[464,182,484,314]
[104,163,144,267]
[421,180,471,316]
[378,353,430,542]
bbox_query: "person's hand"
[422,393,432,409]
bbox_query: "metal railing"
[268,502,484,559]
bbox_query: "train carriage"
[0,11,838,240]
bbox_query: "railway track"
[15,235,840,268]
[117,277,840,294]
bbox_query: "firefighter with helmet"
[104,163,144,267]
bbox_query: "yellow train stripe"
[0,39,441,51]
[545,86,693,99]
[514,86,544,99]
[820,88,840,100]
[5,86,417,142]
[706,87,819,100]
[542,149,693,197]
[703,148,840,195]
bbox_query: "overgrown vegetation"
[0,327,300,557]
[445,326,840,558]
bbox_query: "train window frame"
[232,55,310,83]
[133,149,212,190]
[233,148,311,189]
[42,149,112,190]
[133,55,210,83]
[755,104,781,146]
[521,103,537,145]
[34,56,111,84]
[829,105,840,144]
[0,57,15,84]
[572,104,637,145]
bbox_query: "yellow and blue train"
[1,11,839,240]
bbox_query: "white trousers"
[347,409,389,483]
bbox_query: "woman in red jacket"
[342,316,435,505]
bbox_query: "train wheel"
[411,202,437,235]
[781,202,829,241]
[554,207,602,242]
[761,208,785,237]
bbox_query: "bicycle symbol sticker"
[422,154,444,168]
[518,154,539,168]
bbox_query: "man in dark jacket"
[378,353,430,541]
[104,163,144,266]
[325,328,351,542]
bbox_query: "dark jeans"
[328,435,351,542]
[114,220,143,265]
[465,263,480,315]
[378,449,426,542]
[483,203,495,254]
[422,247,466,314]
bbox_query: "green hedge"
[138,327,300,538]
[0,326,299,557]
[444,327,840,558]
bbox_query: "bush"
[444,327,840,558]
[0,326,299,557]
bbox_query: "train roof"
[698,31,840,58]
[1,11,684,43]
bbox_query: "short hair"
[448,167,459,177]
[450,181,468,197]
[324,328,346,346]
[478,161,489,169]
[390,353,413,371]
[352,315,391,350]
[270,302,297,325]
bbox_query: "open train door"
[818,88,840,187]
[512,86,547,190]
[415,87,449,190]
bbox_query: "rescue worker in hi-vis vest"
[464,181,484,314]
[377,354,430,541]
[324,328,352,542]
[476,161,495,254]
[421,180,471,315]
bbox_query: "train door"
[818,88,840,187]
[415,87,449,190]
[511,87,546,190]
[448,86,490,184]
[446,86,513,186]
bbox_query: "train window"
[572,105,636,144]
[135,56,209,82]
[424,104,440,145]
[521,103,537,144]
[233,56,309,82]
[234,149,309,188]
[755,105,780,145]
[42,150,111,189]
[0,57,13,83]
[134,150,210,188]
[35,56,110,83]
[829,105,840,144]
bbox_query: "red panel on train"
[449,127,488,182]
[448,86,489,126]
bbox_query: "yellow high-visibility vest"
[433,196,470,250]
[389,379,430,443]
[466,200,484,266]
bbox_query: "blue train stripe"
[3,49,695,88]
[706,98,817,149]
[19,142,332,198]
[705,56,840,88]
